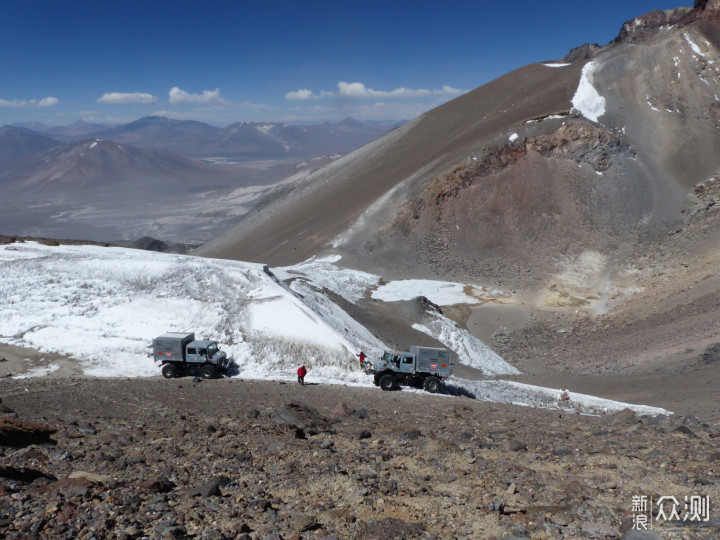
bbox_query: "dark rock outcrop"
[0,418,56,447]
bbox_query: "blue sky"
[0,0,693,127]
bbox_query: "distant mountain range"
[6,116,403,160]
[0,115,401,243]
[0,138,247,195]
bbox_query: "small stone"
[351,408,369,419]
[552,444,573,456]
[291,514,321,532]
[137,476,175,493]
[186,476,231,497]
[702,343,720,364]
[605,408,638,426]
[154,521,186,538]
[505,440,527,452]
[673,425,697,437]
[331,403,352,418]
[620,530,664,539]
[68,471,112,485]
[359,518,425,538]
[401,429,423,441]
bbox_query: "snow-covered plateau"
[0,242,668,416]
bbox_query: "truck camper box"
[410,346,451,376]
[153,332,195,362]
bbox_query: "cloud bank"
[98,92,157,105]
[0,96,59,108]
[169,87,230,106]
[286,82,464,101]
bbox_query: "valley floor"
[1,377,719,539]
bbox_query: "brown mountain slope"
[198,5,720,293]
[195,61,583,268]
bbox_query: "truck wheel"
[162,364,177,379]
[423,376,441,393]
[200,364,216,379]
[379,374,396,391]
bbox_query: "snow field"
[0,243,366,382]
[0,242,668,415]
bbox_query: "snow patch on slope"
[684,32,706,57]
[372,279,507,306]
[413,312,519,375]
[572,61,606,123]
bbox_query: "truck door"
[399,354,415,373]
[186,346,198,363]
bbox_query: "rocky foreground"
[1,377,719,539]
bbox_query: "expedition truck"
[366,346,451,393]
[152,332,230,379]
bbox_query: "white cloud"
[98,92,157,105]
[37,97,60,107]
[285,82,464,102]
[337,82,373,98]
[285,88,316,100]
[0,96,59,108]
[339,82,464,99]
[169,87,230,106]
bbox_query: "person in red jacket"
[297,364,307,385]
[356,351,367,367]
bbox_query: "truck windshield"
[207,343,218,356]
[382,352,393,361]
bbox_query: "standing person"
[297,364,307,385]
[356,351,367,367]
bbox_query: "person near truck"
[356,351,367,367]
[297,364,307,385]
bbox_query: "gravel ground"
[1,376,719,539]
